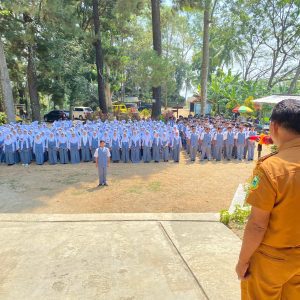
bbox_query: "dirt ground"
[0,148,269,214]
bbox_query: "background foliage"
[1,0,300,118]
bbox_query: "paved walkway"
[0,214,241,300]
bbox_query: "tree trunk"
[105,64,112,109]
[151,0,162,119]
[27,44,41,121]
[288,60,300,94]
[92,0,107,114]
[200,0,211,117]
[0,39,15,123]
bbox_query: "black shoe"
[103,183,108,186]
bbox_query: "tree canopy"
[0,0,299,119]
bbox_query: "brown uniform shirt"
[246,137,300,248]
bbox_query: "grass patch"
[148,181,161,192]
[127,185,144,194]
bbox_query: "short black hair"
[270,99,300,134]
[100,140,105,143]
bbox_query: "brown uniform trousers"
[242,244,300,299]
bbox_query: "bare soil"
[0,150,261,214]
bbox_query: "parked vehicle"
[125,103,138,113]
[138,103,152,112]
[72,107,93,120]
[44,110,67,122]
[112,103,128,114]
[63,110,70,119]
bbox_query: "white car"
[72,107,93,120]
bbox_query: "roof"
[124,97,139,103]
[253,95,300,104]
[187,96,213,104]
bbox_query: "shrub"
[163,109,174,119]
[0,112,7,125]
[230,205,251,225]
[140,108,151,119]
[128,112,140,121]
[220,205,251,226]
[220,209,231,225]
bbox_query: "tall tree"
[151,0,162,118]
[27,43,41,121]
[23,11,41,121]
[92,0,107,114]
[200,0,211,116]
[175,0,218,116]
[0,39,15,122]
[289,60,300,94]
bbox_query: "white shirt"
[94,147,111,158]
[200,132,212,140]
[223,131,233,140]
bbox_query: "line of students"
[182,122,257,162]
[0,120,183,166]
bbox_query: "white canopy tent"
[253,95,300,105]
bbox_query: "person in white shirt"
[94,140,111,187]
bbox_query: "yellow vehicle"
[112,103,128,114]
[16,115,23,122]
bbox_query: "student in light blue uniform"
[224,125,235,161]
[161,132,170,162]
[18,135,31,166]
[130,130,141,163]
[235,127,246,161]
[142,131,152,163]
[90,131,100,162]
[152,132,161,163]
[68,133,80,164]
[27,130,34,162]
[33,135,45,165]
[11,130,20,164]
[169,128,176,159]
[102,131,111,149]
[47,132,58,165]
[58,133,69,164]
[243,127,249,159]
[121,132,130,163]
[185,129,191,155]
[3,134,16,165]
[81,131,91,162]
[40,131,48,162]
[111,131,121,162]
[171,131,182,163]
[190,127,199,162]
[94,140,111,186]
[0,131,4,163]
[200,127,212,161]
[213,127,224,161]
[247,126,257,161]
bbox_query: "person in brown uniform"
[236,99,300,299]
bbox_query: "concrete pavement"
[0,214,241,300]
